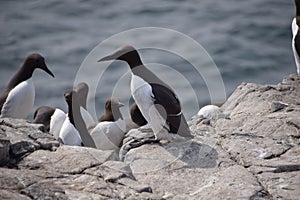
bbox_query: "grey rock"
[0,118,59,166]
[213,74,300,199]
[119,128,158,161]
[19,145,116,174]
[124,139,218,174]
[0,189,31,200]
[0,74,299,199]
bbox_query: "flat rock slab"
[124,138,218,173]
[123,135,263,199]
[19,145,116,174]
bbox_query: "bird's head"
[98,45,142,68]
[25,53,55,78]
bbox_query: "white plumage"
[90,118,126,150]
[59,114,82,146]
[0,78,35,119]
[130,73,170,140]
[292,18,300,75]
[49,108,66,139]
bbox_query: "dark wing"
[150,83,181,115]
[295,29,300,56]
[32,106,55,132]
[150,83,192,138]
[130,103,147,126]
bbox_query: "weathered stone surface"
[124,138,218,173]
[0,74,299,199]
[0,118,60,166]
[212,74,300,199]
[0,189,31,200]
[19,145,116,174]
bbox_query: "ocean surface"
[0,0,295,120]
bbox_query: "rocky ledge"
[0,74,299,200]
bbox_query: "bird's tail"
[168,113,193,138]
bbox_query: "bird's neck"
[8,64,34,89]
[67,102,75,126]
[131,64,169,90]
[126,57,143,71]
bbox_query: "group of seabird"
[0,45,193,150]
[1,1,299,149]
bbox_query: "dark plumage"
[98,99,124,122]
[130,103,147,127]
[33,106,56,131]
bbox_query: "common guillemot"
[98,98,124,122]
[33,106,66,139]
[60,89,96,147]
[0,53,54,119]
[33,106,56,131]
[98,45,192,141]
[59,90,83,146]
[90,98,126,150]
[292,0,300,75]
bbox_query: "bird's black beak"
[97,45,136,63]
[97,54,116,62]
[41,63,55,78]
[97,47,126,62]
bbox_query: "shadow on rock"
[162,139,218,169]
[178,141,218,168]
[122,130,218,173]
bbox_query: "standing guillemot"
[98,45,192,141]
[59,89,96,147]
[292,0,300,75]
[90,98,126,150]
[33,106,66,139]
[59,90,83,146]
[0,53,54,119]
[74,82,95,129]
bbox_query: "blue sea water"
[0,0,295,120]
